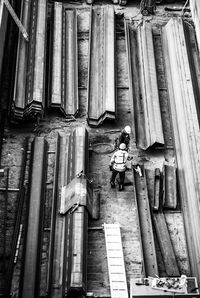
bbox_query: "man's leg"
[119,171,125,191]
[110,169,118,188]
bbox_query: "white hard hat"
[119,143,126,150]
[124,125,131,134]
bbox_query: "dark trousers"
[110,169,125,185]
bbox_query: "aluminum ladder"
[104,223,128,298]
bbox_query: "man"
[116,125,131,150]
[109,143,130,191]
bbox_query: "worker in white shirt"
[109,143,130,191]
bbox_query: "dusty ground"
[0,0,192,297]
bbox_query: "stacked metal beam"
[49,2,78,117]
[49,127,89,297]
[87,6,116,126]
[125,21,164,149]
[190,0,200,54]
[19,137,48,298]
[163,17,200,284]
[12,0,47,120]
[133,165,158,277]
[0,1,8,84]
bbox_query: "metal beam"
[49,3,78,117]
[133,164,158,277]
[19,137,48,298]
[87,6,116,126]
[50,128,89,297]
[163,17,200,285]
[125,20,164,149]
[12,0,47,121]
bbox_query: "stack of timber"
[132,164,158,277]
[125,20,164,150]
[12,0,47,121]
[190,0,200,54]
[87,6,116,126]
[48,127,89,298]
[19,137,48,298]
[49,2,78,116]
[163,17,200,285]
[0,1,8,84]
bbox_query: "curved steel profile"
[163,17,200,284]
[50,2,78,116]
[87,6,116,127]
[19,137,48,298]
[12,0,47,121]
[125,20,164,149]
[49,127,89,297]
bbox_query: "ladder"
[3,0,29,41]
[104,223,128,298]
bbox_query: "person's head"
[124,125,131,134]
[119,143,126,150]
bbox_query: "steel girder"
[0,1,8,84]
[19,137,48,298]
[49,2,78,117]
[87,6,116,126]
[132,164,158,277]
[163,17,200,285]
[125,20,164,150]
[190,0,200,54]
[12,0,47,121]
[49,127,89,298]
